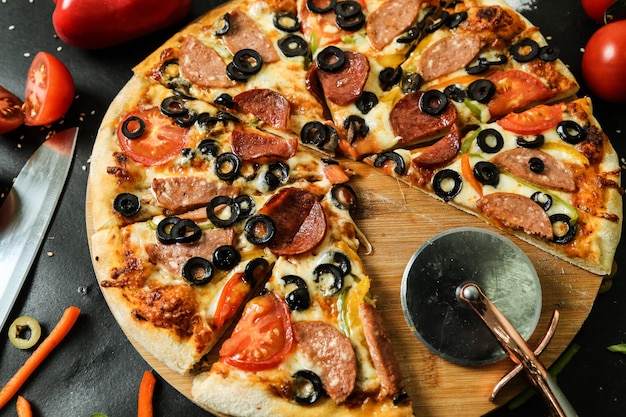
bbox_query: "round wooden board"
[87,160,601,417]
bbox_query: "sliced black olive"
[306,0,336,14]
[373,151,406,175]
[215,152,241,181]
[244,214,276,245]
[243,257,270,286]
[467,79,496,103]
[355,91,378,114]
[156,216,182,244]
[444,84,466,102]
[215,13,231,36]
[278,35,309,57]
[343,115,369,143]
[316,46,345,72]
[214,93,234,108]
[557,120,587,144]
[466,58,491,75]
[379,66,403,91]
[510,38,539,63]
[207,196,241,228]
[274,12,300,32]
[264,161,290,191]
[213,245,241,270]
[197,112,220,128]
[160,96,188,117]
[538,45,560,62]
[476,128,504,153]
[293,370,323,405]
[121,116,145,139]
[283,275,310,311]
[313,263,344,296]
[235,195,256,219]
[331,183,358,210]
[334,0,361,17]
[425,11,449,33]
[531,191,553,211]
[472,161,500,187]
[182,257,214,286]
[419,90,449,116]
[432,169,463,202]
[550,214,577,244]
[232,49,264,75]
[171,218,202,244]
[301,120,328,147]
[217,111,240,123]
[396,26,420,44]
[447,10,468,29]
[336,13,365,31]
[402,72,422,94]
[516,134,545,148]
[319,124,339,152]
[332,251,352,276]
[175,110,197,128]
[197,139,220,156]
[226,62,251,82]
[528,157,545,173]
[180,147,196,161]
[486,54,508,66]
[113,193,141,217]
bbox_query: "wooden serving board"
[87,160,601,417]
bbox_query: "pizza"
[86,0,623,416]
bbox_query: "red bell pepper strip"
[52,0,192,49]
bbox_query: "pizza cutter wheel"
[400,228,577,417]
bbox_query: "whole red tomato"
[582,20,626,103]
[581,0,615,23]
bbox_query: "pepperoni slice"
[412,123,462,168]
[258,187,327,256]
[233,89,291,129]
[390,91,458,145]
[419,34,483,82]
[367,0,420,51]
[317,51,370,106]
[179,36,235,88]
[477,192,553,239]
[231,129,298,162]
[221,10,279,64]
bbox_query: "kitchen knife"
[0,127,78,330]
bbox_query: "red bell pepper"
[52,0,192,49]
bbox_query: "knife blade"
[0,127,78,330]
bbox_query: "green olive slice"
[8,316,42,349]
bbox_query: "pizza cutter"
[401,227,577,417]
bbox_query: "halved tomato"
[117,107,187,165]
[496,104,563,135]
[487,70,553,118]
[219,291,294,372]
[23,52,74,126]
[0,86,24,134]
[212,273,251,330]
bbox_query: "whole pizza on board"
[87,0,622,416]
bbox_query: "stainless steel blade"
[0,127,78,329]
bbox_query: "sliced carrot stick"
[16,395,32,417]
[461,153,483,196]
[0,306,80,410]
[138,370,157,417]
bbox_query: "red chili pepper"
[52,0,192,49]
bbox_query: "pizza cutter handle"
[459,283,578,417]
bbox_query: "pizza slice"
[365,97,622,275]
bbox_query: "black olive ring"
[313,263,344,295]
[283,275,311,311]
[531,191,553,211]
[264,162,290,191]
[432,169,463,202]
[113,192,141,217]
[121,116,145,139]
[197,138,219,156]
[300,121,328,147]
[332,251,352,276]
[444,84,466,103]
[336,13,365,31]
[476,128,505,154]
[182,257,214,286]
[472,161,500,187]
[277,35,309,57]
[516,134,545,148]
[170,218,202,244]
[467,79,496,103]
[557,120,587,144]
[244,214,276,245]
[232,49,264,75]
[373,151,406,176]
[215,152,242,181]
[207,195,241,228]
[316,46,346,72]
[273,12,301,32]
[550,213,577,244]
[156,216,183,244]
[419,90,449,116]
[292,370,323,405]
[510,38,540,63]
[528,157,545,174]
[343,115,369,143]
[234,195,256,219]
[306,0,336,14]
[243,257,270,286]
[330,183,358,211]
[212,245,241,271]
[215,12,231,36]
[334,0,361,17]
[355,91,379,114]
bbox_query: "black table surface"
[1,1,625,416]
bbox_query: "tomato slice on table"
[219,291,294,372]
[0,86,24,134]
[117,107,187,165]
[496,104,563,135]
[24,52,74,126]
[487,70,553,119]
